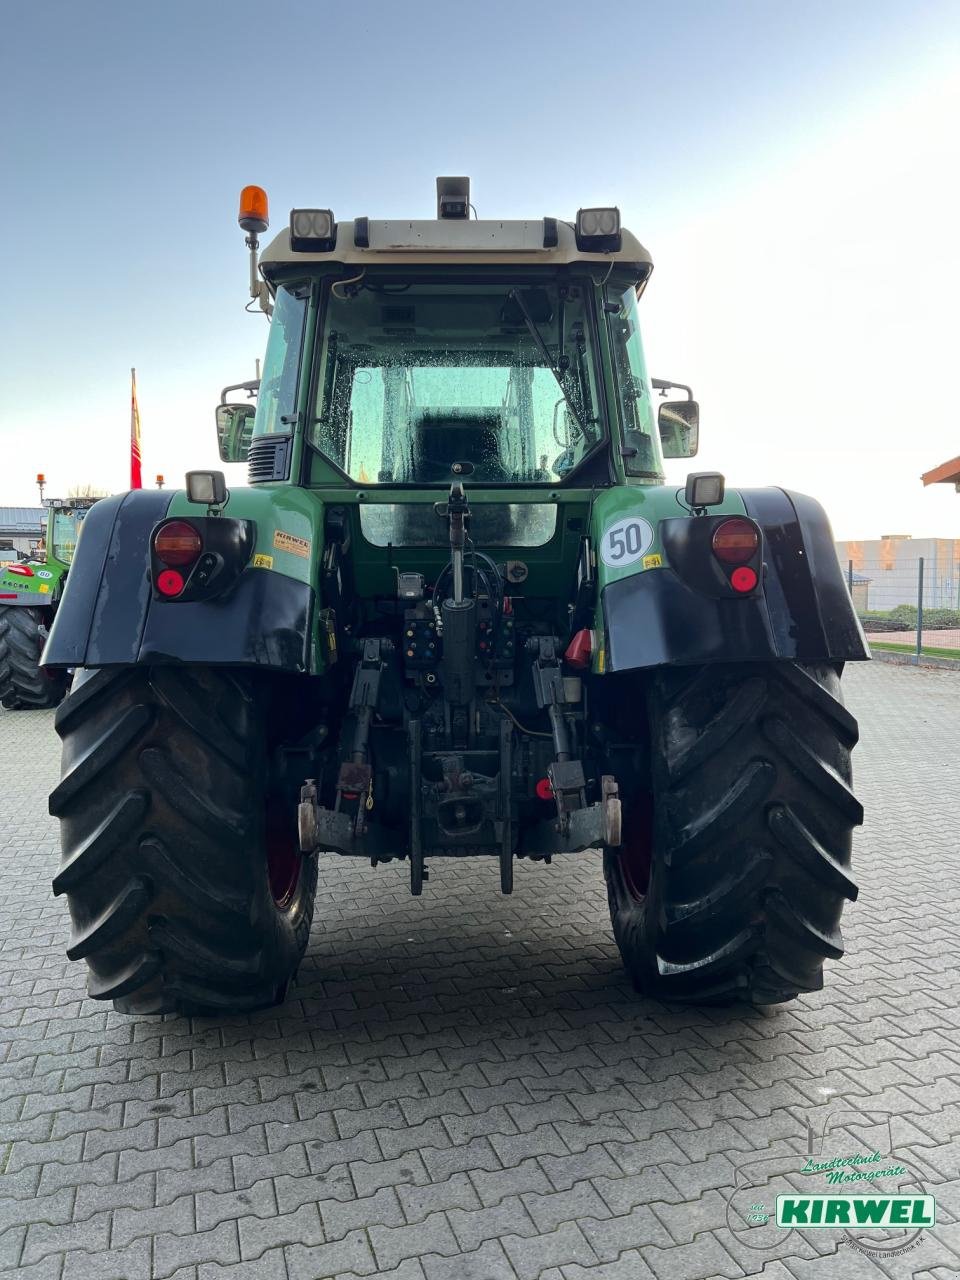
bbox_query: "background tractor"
[0,498,98,709]
[43,179,868,1016]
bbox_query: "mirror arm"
[652,378,693,401]
[220,379,261,405]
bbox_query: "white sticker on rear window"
[600,517,654,568]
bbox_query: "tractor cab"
[45,499,97,568]
[217,179,700,492]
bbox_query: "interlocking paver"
[1,664,959,1279]
[22,1209,111,1265]
[421,1135,501,1179]
[421,1239,516,1280]
[74,1168,155,1220]
[369,1209,460,1270]
[501,1221,598,1279]
[237,1202,323,1256]
[158,1154,235,1204]
[113,1192,194,1248]
[396,1170,482,1220]
[62,1239,152,1280]
[198,1248,288,1280]
[12,1254,67,1280]
[153,1220,240,1275]
[196,1179,277,1232]
[320,1185,406,1238]
[561,1253,659,1280]
[447,1194,538,1250]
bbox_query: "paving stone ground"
[1,661,958,1280]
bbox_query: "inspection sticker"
[599,516,654,568]
[38,584,49,593]
[273,531,310,559]
[642,553,663,570]
[252,553,274,569]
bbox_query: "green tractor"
[0,498,98,709]
[43,179,868,1016]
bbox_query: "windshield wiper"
[508,289,589,437]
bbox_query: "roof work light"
[290,208,336,252]
[685,472,725,509]
[575,207,621,252]
[186,470,227,507]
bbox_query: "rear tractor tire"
[0,605,68,710]
[49,666,317,1015]
[605,662,861,1006]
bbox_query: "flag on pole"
[130,367,143,490]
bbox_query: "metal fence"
[847,556,960,660]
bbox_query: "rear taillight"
[156,569,185,597]
[153,520,202,567]
[711,518,759,565]
[6,564,33,577]
[730,566,758,593]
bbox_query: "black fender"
[41,490,313,672]
[601,487,868,672]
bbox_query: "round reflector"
[730,566,758,593]
[153,521,201,567]
[712,518,759,565]
[156,569,185,597]
[535,777,553,802]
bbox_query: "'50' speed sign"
[599,516,654,568]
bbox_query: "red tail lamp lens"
[156,568,185,597]
[712,518,759,565]
[535,777,554,801]
[153,520,201,566]
[730,566,758,593]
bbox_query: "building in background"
[922,455,960,493]
[835,536,960,611]
[0,507,45,561]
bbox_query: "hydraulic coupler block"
[441,597,476,705]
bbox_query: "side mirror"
[658,400,699,459]
[216,403,256,463]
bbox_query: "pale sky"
[1,0,958,539]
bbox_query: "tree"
[67,485,110,498]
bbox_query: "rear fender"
[593,486,868,672]
[41,488,320,672]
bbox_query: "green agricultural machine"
[0,498,98,709]
[43,179,868,1016]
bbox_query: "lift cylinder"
[441,598,476,705]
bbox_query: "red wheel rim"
[620,793,653,900]
[266,801,300,909]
